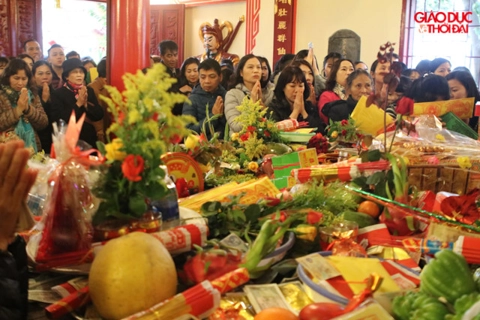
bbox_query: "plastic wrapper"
[30,113,103,268]
[377,115,480,163]
[291,159,390,184]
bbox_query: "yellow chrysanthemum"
[105,138,127,161]
[247,161,259,172]
[457,156,472,169]
[128,109,142,125]
[231,133,239,141]
[331,131,338,139]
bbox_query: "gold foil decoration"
[209,293,254,320]
[278,282,313,314]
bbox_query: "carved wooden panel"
[0,0,10,57]
[0,0,41,57]
[150,4,185,66]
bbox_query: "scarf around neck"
[333,83,347,100]
[64,81,84,100]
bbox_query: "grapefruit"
[89,232,177,319]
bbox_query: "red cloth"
[317,90,340,123]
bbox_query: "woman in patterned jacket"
[0,59,48,153]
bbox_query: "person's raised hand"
[42,82,50,102]
[179,85,192,94]
[250,81,262,103]
[308,83,316,104]
[306,47,314,67]
[0,141,38,250]
[212,96,224,115]
[17,88,29,113]
[77,86,88,107]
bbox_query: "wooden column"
[107,0,150,91]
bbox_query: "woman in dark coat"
[32,60,55,153]
[50,58,103,148]
[322,69,373,121]
[267,66,326,134]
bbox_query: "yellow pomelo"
[89,232,177,319]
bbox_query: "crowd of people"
[0,36,480,319]
[1,38,478,156]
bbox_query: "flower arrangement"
[93,63,195,225]
[230,97,282,161]
[326,118,362,142]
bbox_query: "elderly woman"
[322,69,373,122]
[0,59,48,153]
[50,58,104,148]
[267,66,325,134]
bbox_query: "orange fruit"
[254,307,299,320]
[357,200,380,218]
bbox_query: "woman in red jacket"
[317,58,354,123]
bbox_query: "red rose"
[121,155,145,182]
[264,130,271,137]
[341,119,348,126]
[341,129,347,135]
[152,112,159,122]
[306,211,323,224]
[247,126,256,132]
[240,132,250,141]
[170,134,182,144]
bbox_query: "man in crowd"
[158,40,183,115]
[159,40,180,78]
[182,59,226,139]
[47,44,65,89]
[23,39,43,62]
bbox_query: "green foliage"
[93,64,195,225]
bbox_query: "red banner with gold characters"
[273,0,296,65]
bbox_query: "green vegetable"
[410,301,450,319]
[445,292,480,320]
[420,249,477,304]
[342,210,376,228]
[392,291,417,320]
[392,291,446,320]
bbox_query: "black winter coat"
[0,236,28,320]
[50,86,104,148]
[267,97,326,134]
[322,95,358,122]
[35,86,54,154]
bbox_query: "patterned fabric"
[0,88,48,152]
[0,85,37,152]
[333,83,347,100]
[63,81,84,100]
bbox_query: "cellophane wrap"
[32,113,102,266]
[379,115,480,162]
